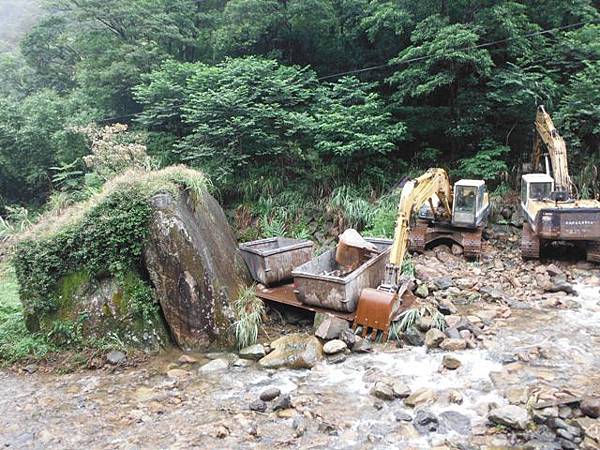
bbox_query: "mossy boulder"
[144,189,251,350]
[13,166,251,352]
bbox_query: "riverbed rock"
[259,387,281,401]
[395,411,413,422]
[489,405,530,430]
[177,354,198,364]
[106,350,126,365]
[271,393,292,411]
[415,284,429,298]
[403,327,425,346]
[440,338,467,351]
[315,316,349,340]
[323,339,347,355]
[439,411,471,434]
[425,328,446,348]
[581,397,600,419]
[371,382,395,401]
[442,355,461,370]
[433,277,453,290]
[575,417,600,443]
[249,400,267,412]
[413,409,439,433]
[339,329,357,348]
[144,189,251,350]
[199,358,229,372]
[438,298,457,315]
[405,388,435,408]
[258,334,323,369]
[351,336,372,353]
[239,344,267,360]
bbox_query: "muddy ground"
[2,230,600,449]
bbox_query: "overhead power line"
[318,18,600,81]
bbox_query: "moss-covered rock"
[12,166,250,352]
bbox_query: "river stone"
[272,393,292,411]
[413,409,439,433]
[489,405,530,430]
[415,284,429,298]
[439,411,471,434]
[405,388,435,408]
[395,411,413,422]
[433,277,453,290]
[258,334,323,369]
[259,387,281,401]
[440,338,467,351]
[323,339,347,355]
[249,400,267,412]
[239,344,267,360]
[580,397,600,418]
[425,328,446,348]
[371,382,395,401]
[339,329,357,348]
[326,352,347,364]
[144,189,251,350]
[352,336,372,353]
[438,298,457,315]
[403,327,425,346]
[442,355,461,370]
[392,381,411,399]
[178,354,198,364]
[106,350,126,365]
[199,358,229,372]
[575,417,600,442]
[315,316,349,340]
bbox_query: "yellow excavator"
[347,168,490,338]
[521,106,600,261]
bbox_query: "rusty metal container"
[292,238,392,313]
[239,237,314,286]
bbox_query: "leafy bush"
[456,139,510,181]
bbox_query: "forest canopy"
[1,0,599,211]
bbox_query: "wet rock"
[403,327,424,346]
[106,351,126,365]
[442,355,461,370]
[433,277,453,291]
[272,393,291,411]
[545,264,563,277]
[546,280,575,295]
[439,411,471,434]
[315,315,349,340]
[532,406,559,424]
[249,400,267,412]
[339,329,357,349]
[489,405,530,430]
[199,358,229,372]
[580,397,600,418]
[239,344,267,360]
[415,284,429,298]
[413,409,439,433]
[575,417,600,443]
[425,328,446,349]
[480,286,508,301]
[438,298,457,315]
[371,382,395,401]
[448,390,463,404]
[394,410,413,422]
[292,415,306,437]
[444,327,461,339]
[231,357,253,367]
[178,354,198,364]
[144,190,251,349]
[439,338,467,351]
[451,244,463,256]
[326,352,347,364]
[391,381,411,399]
[323,339,347,355]
[404,388,435,408]
[416,316,433,331]
[505,386,528,404]
[259,334,323,369]
[259,387,281,401]
[352,336,372,353]
[167,368,190,379]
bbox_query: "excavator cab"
[452,180,488,228]
[521,174,554,207]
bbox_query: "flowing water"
[1,279,599,449]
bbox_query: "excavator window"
[455,186,477,213]
[529,182,552,200]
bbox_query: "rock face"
[258,334,323,369]
[144,190,251,350]
[489,405,530,430]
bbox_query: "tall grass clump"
[233,285,265,349]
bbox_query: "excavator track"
[462,229,483,258]
[521,222,540,259]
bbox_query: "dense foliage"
[0,0,599,213]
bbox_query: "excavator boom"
[535,105,573,196]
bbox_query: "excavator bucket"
[352,284,416,341]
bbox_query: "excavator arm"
[384,168,453,288]
[535,105,573,196]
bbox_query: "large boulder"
[258,334,323,369]
[144,190,251,350]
